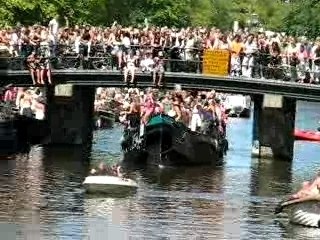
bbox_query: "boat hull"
[122,149,149,166]
[121,115,228,167]
[0,119,18,155]
[287,201,320,228]
[294,129,320,142]
[121,127,149,164]
[145,124,222,166]
[94,110,115,129]
[83,176,138,194]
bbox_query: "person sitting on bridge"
[26,51,40,85]
[152,51,165,87]
[123,52,138,85]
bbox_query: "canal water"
[0,101,319,240]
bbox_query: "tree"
[188,0,214,27]
[283,0,320,38]
[0,0,318,40]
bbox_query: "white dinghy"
[275,195,320,228]
[83,175,138,195]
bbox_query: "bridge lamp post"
[247,13,260,32]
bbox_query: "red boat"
[294,129,320,142]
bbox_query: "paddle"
[274,195,320,214]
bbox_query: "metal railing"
[0,43,319,84]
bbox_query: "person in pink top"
[290,175,320,200]
[141,91,156,124]
[4,87,15,103]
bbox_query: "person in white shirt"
[242,34,258,78]
[48,16,59,37]
[140,52,154,72]
[49,15,59,56]
[121,32,131,58]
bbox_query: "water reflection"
[242,159,293,240]
[8,146,91,239]
[250,158,293,197]
[276,220,320,240]
[84,197,131,239]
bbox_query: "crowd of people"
[0,18,320,85]
[0,85,46,120]
[95,86,227,136]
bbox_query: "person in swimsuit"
[19,91,33,118]
[290,175,320,200]
[126,96,141,129]
[141,91,156,124]
[90,162,123,177]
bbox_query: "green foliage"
[283,0,320,39]
[0,0,319,39]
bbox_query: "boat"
[83,175,138,194]
[0,117,18,155]
[294,129,320,142]
[121,114,228,166]
[0,102,19,154]
[93,109,115,129]
[224,95,251,118]
[275,195,320,228]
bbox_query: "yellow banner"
[202,50,230,76]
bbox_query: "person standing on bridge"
[48,15,59,55]
[39,35,52,85]
[242,34,258,78]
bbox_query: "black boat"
[0,100,51,155]
[0,119,18,155]
[94,110,115,129]
[121,114,228,167]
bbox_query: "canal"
[0,101,319,239]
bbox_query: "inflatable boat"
[83,175,138,194]
[275,195,320,228]
[294,129,320,142]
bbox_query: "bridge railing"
[0,44,319,84]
